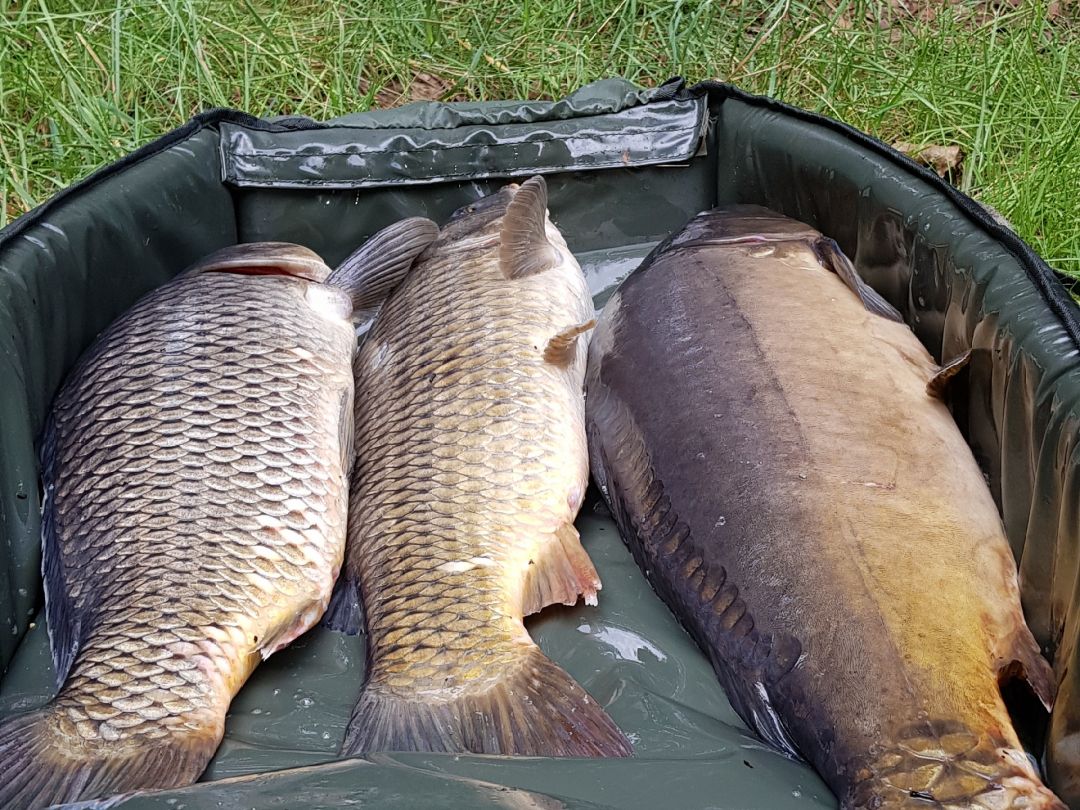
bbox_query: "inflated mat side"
[710,89,1080,803]
[221,77,712,266]
[218,77,706,190]
[0,127,237,671]
[230,163,717,270]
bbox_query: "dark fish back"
[587,246,821,758]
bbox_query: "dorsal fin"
[188,242,332,282]
[499,176,561,279]
[813,237,904,323]
[927,350,972,399]
[328,217,439,324]
[544,320,596,366]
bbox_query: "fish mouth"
[202,264,320,278]
[440,182,522,240]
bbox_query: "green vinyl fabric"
[1,76,1078,808]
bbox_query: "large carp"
[332,176,631,758]
[585,207,1064,809]
[0,223,433,809]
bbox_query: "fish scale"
[47,270,351,701]
[0,244,361,809]
[336,177,631,758]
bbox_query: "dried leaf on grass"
[852,0,1074,32]
[360,70,461,108]
[893,141,964,182]
[407,72,456,101]
[4,198,25,224]
[894,140,1013,229]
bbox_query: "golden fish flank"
[0,223,435,810]
[586,206,1065,809]
[336,176,631,757]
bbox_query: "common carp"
[333,176,631,757]
[585,207,1064,809]
[0,223,433,809]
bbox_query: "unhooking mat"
[2,76,1080,808]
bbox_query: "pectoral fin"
[40,495,79,687]
[338,386,355,476]
[996,629,1056,713]
[926,350,972,399]
[544,320,596,366]
[328,217,439,324]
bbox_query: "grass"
[0,0,1077,274]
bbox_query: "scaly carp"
[334,176,631,757]
[0,223,433,809]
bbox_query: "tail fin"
[340,645,631,758]
[0,706,218,809]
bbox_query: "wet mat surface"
[0,245,833,809]
[0,501,833,810]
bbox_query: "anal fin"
[320,575,364,636]
[544,320,596,366]
[258,578,347,658]
[522,523,602,615]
